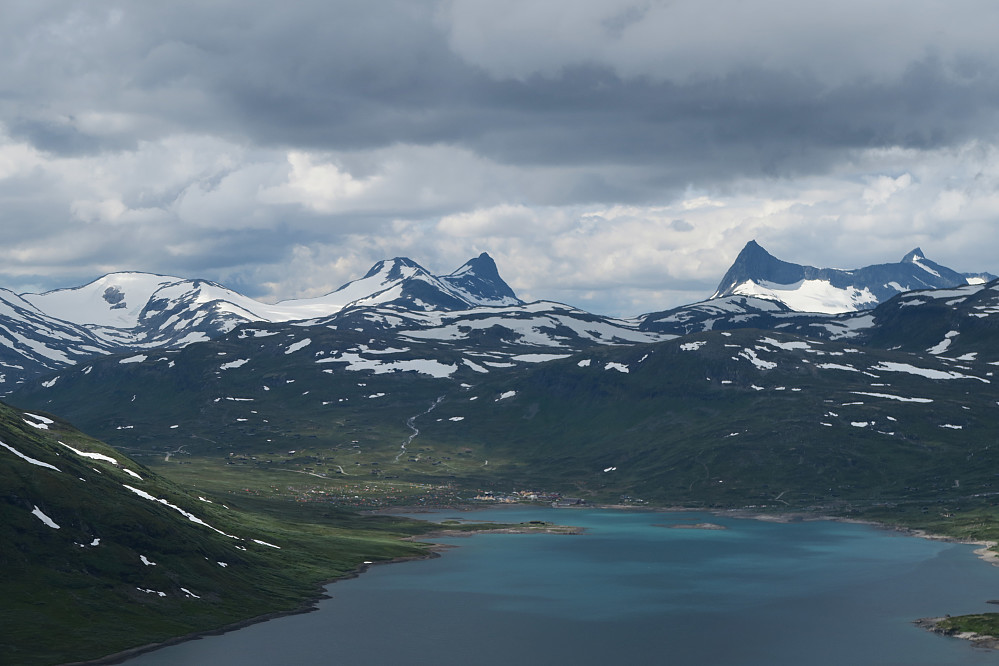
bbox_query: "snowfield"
[1,440,61,472]
[321,353,457,378]
[122,485,237,538]
[732,278,878,314]
[31,505,60,529]
[870,362,990,383]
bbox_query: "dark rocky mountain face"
[712,240,811,294]
[710,241,996,314]
[439,252,522,306]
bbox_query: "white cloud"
[862,173,912,208]
[437,204,575,238]
[2,111,999,317]
[70,198,128,223]
[0,135,44,179]
[259,152,378,213]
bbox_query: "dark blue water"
[126,507,999,665]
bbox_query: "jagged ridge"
[711,241,995,314]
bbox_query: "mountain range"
[0,243,989,395]
[8,242,999,505]
[0,252,538,393]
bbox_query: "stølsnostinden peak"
[710,240,996,314]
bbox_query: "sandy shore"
[656,522,728,530]
[404,523,584,540]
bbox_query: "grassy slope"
[0,402,437,666]
[935,614,999,641]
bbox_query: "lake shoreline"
[913,617,999,651]
[716,508,999,652]
[65,502,999,664]
[62,549,444,666]
[66,516,582,666]
[723,509,999,569]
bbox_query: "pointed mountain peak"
[449,252,499,278]
[712,241,805,298]
[440,253,520,306]
[709,241,992,314]
[728,240,790,271]
[737,240,773,259]
[359,257,427,282]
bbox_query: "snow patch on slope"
[284,338,312,355]
[871,362,989,383]
[1,440,60,471]
[31,505,60,529]
[322,353,457,378]
[732,279,878,314]
[59,441,118,464]
[927,331,959,355]
[122,485,237,538]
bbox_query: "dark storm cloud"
[4,0,998,197]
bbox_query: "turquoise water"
[126,507,999,665]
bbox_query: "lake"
[125,506,999,665]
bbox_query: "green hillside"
[0,401,435,666]
[12,316,999,511]
[414,329,999,506]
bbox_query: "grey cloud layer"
[1,1,998,315]
[6,1,998,183]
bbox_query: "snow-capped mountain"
[272,253,521,317]
[2,245,996,395]
[0,288,117,381]
[14,276,999,513]
[711,241,995,314]
[0,253,634,393]
[439,252,521,306]
[638,294,799,335]
[22,253,521,338]
[15,252,523,357]
[328,299,667,348]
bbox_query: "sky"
[2,1,999,317]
